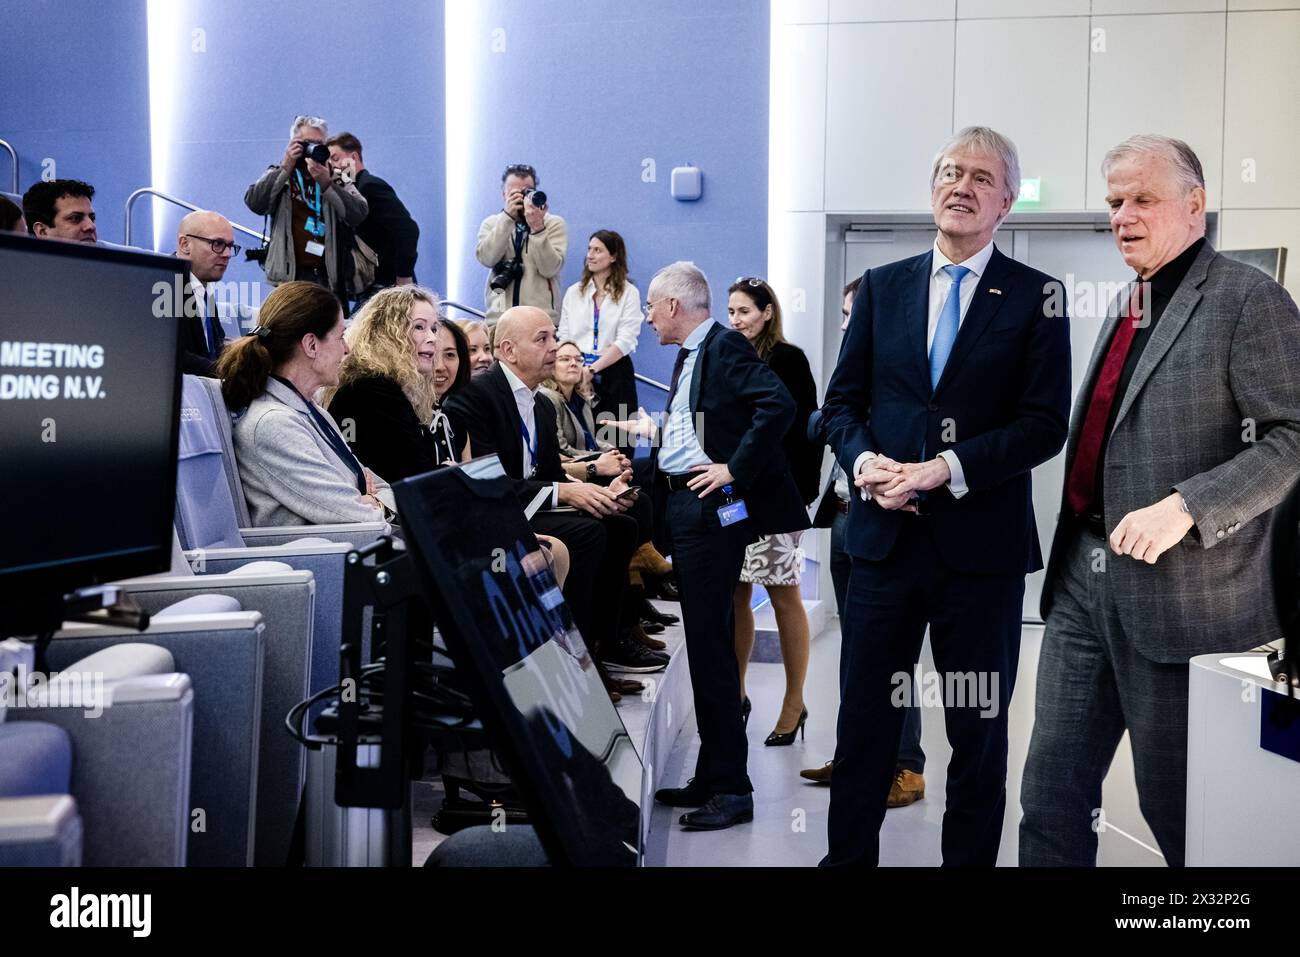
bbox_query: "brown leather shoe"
[597,664,643,701]
[887,769,925,808]
[799,761,833,784]
[627,622,667,652]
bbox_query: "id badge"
[718,499,748,526]
[305,240,326,257]
[583,352,600,365]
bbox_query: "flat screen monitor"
[393,458,642,866]
[0,232,184,636]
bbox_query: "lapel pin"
[988,288,1002,295]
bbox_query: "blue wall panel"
[447,0,769,410]
[0,0,153,247]
[149,0,446,295]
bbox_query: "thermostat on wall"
[671,165,702,202]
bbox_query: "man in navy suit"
[646,261,809,831]
[820,127,1071,866]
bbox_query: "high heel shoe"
[741,696,752,725]
[764,708,808,747]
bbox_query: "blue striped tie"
[929,264,970,389]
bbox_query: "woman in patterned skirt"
[728,278,822,745]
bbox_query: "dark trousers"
[531,510,637,657]
[1019,528,1190,867]
[666,487,754,795]
[830,509,925,774]
[594,354,639,457]
[825,519,1022,866]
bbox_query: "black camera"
[523,188,547,209]
[297,141,331,165]
[489,257,524,291]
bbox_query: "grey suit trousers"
[1019,527,1191,867]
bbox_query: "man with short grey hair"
[646,261,808,831]
[1020,134,1300,866]
[245,115,368,297]
[821,126,1071,866]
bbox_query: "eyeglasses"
[643,297,674,316]
[186,234,241,256]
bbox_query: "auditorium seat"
[5,643,194,866]
[176,374,391,695]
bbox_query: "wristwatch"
[587,462,598,482]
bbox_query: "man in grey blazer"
[1020,135,1300,867]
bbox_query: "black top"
[1094,237,1206,504]
[766,341,822,505]
[180,279,226,377]
[355,169,420,286]
[326,373,460,483]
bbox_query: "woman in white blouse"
[557,230,643,435]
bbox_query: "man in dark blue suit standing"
[821,127,1071,866]
[646,261,809,831]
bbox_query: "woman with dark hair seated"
[218,280,393,526]
[325,286,471,480]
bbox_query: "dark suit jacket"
[355,169,419,286]
[443,361,564,511]
[1041,243,1300,662]
[822,245,1071,576]
[651,323,808,543]
[767,341,821,505]
[327,374,461,483]
[180,279,225,377]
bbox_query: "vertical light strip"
[146,0,183,251]
[445,1,484,305]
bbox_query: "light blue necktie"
[929,264,971,389]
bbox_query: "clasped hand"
[855,455,951,512]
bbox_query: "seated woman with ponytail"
[217,280,394,526]
[325,286,471,481]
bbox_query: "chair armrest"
[241,522,391,548]
[0,795,82,866]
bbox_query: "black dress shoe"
[679,793,753,830]
[647,574,681,602]
[639,597,679,627]
[640,620,666,635]
[654,778,711,807]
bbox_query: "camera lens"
[529,189,547,208]
[302,142,330,165]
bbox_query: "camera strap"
[510,221,527,308]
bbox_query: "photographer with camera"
[475,163,567,326]
[244,115,368,298]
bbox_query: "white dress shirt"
[558,280,643,358]
[657,318,716,475]
[500,361,559,506]
[853,238,996,501]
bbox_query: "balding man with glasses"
[476,162,568,326]
[176,209,241,376]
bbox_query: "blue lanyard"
[271,375,366,492]
[591,298,600,352]
[517,408,538,476]
[294,169,322,214]
[566,392,597,451]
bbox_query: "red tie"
[1065,282,1145,516]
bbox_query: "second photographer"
[475,162,567,326]
[244,114,369,299]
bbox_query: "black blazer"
[652,323,808,541]
[355,169,419,286]
[443,361,565,511]
[326,374,461,482]
[180,279,225,377]
[822,245,1071,576]
[766,341,821,505]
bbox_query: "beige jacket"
[475,211,567,324]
